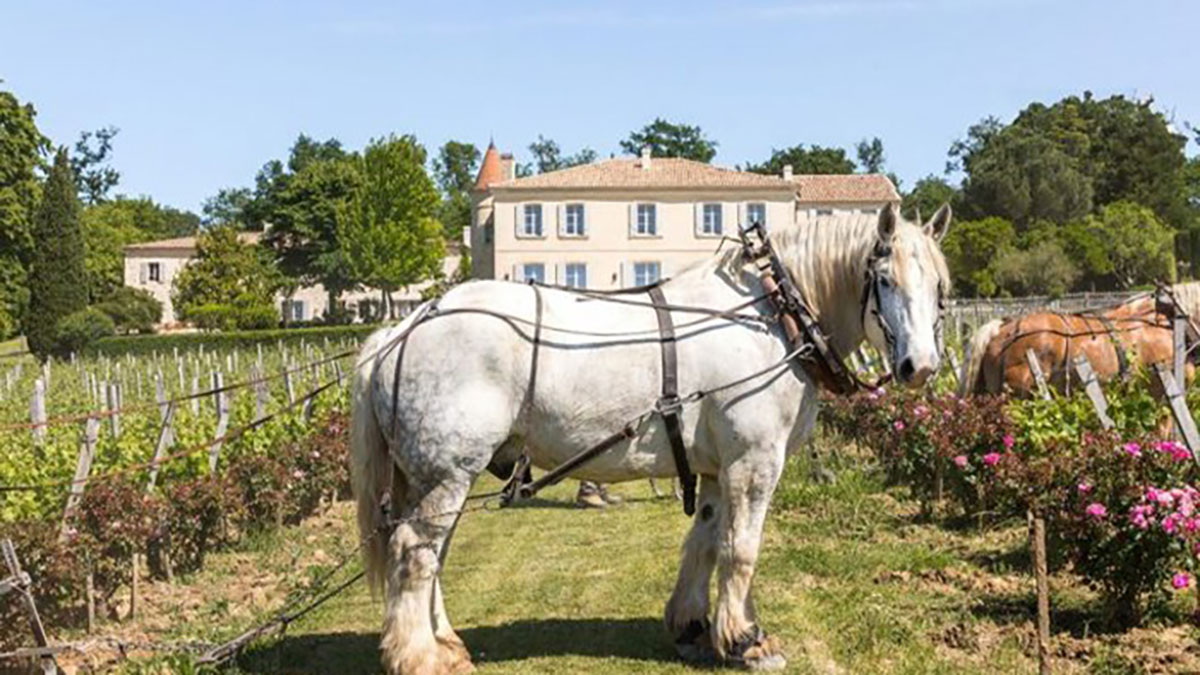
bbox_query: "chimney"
[782,164,793,181]
[640,146,652,170]
[499,153,515,181]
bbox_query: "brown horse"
[961,283,1200,397]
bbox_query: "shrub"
[94,286,162,334]
[84,324,377,357]
[53,307,116,357]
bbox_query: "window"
[564,204,586,237]
[564,263,587,289]
[860,208,878,215]
[522,204,544,237]
[635,203,657,236]
[522,263,546,284]
[291,300,305,321]
[634,261,661,287]
[745,203,767,227]
[148,262,161,283]
[701,204,723,236]
[815,208,834,217]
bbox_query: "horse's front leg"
[712,457,786,670]
[664,475,721,661]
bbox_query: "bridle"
[859,238,947,375]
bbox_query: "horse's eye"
[878,277,892,289]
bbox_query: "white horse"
[350,203,952,674]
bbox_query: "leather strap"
[523,282,544,411]
[648,286,697,516]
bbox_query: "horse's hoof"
[673,619,716,665]
[437,637,475,674]
[726,628,786,671]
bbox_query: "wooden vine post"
[1025,349,1052,401]
[1028,510,1051,675]
[1153,364,1200,468]
[1071,355,1114,430]
[59,417,99,633]
[209,372,230,473]
[30,377,46,444]
[1,539,59,674]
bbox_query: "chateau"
[466,143,900,288]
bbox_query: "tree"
[992,239,1080,298]
[81,197,200,301]
[902,175,959,222]
[957,126,1093,228]
[0,85,49,339]
[241,134,347,232]
[172,225,284,328]
[94,286,162,334]
[202,187,253,226]
[261,154,362,311]
[527,135,597,173]
[745,144,855,176]
[26,149,87,360]
[856,137,885,173]
[432,141,480,245]
[619,118,718,162]
[1079,201,1175,289]
[70,126,120,204]
[338,135,444,317]
[940,217,1017,297]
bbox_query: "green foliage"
[940,217,1016,297]
[201,186,252,227]
[958,125,1094,227]
[855,137,886,173]
[991,239,1080,297]
[619,118,718,162]
[84,324,375,357]
[26,148,87,361]
[187,303,278,332]
[260,152,361,299]
[81,196,200,300]
[0,86,49,339]
[337,135,444,308]
[527,134,597,174]
[433,140,480,244]
[52,307,115,356]
[70,126,120,204]
[745,143,855,175]
[93,286,162,334]
[902,175,960,222]
[172,225,284,329]
[1079,201,1176,288]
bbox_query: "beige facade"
[467,147,900,289]
[124,233,459,330]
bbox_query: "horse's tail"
[960,319,1003,397]
[350,323,407,597]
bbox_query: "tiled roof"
[491,157,793,191]
[792,174,900,203]
[473,142,505,191]
[124,231,262,253]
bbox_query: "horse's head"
[862,203,952,387]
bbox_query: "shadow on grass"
[968,589,1128,638]
[235,617,677,673]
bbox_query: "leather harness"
[648,285,698,516]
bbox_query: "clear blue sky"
[3,0,1197,213]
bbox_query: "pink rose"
[1173,573,1192,590]
[953,455,969,469]
[982,452,1002,467]
[893,420,906,432]
[1085,503,1107,520]
[1077,482,1092,494]
[1123,442,1142,458]
[1002,434,1015,450]
[913,405,929,418]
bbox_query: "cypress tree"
[26,148,87,360]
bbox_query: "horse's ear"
[877,203,897,240]
[923,203,952,242]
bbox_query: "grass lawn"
[71,444,1196,674]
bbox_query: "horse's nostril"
[899,358,916,381]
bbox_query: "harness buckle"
[656,394,683,416]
